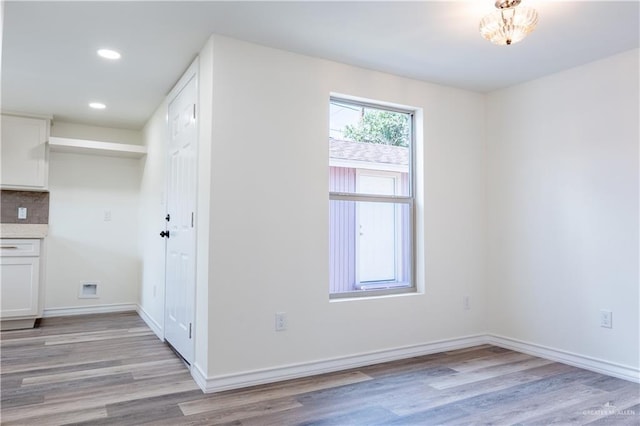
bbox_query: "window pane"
[330,199,411,295]
[329,101,411,196]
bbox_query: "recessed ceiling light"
[97,49,121,60]
[89,102,106,110]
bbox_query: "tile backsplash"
[0,190,49,224]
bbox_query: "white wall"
[195,38,215,377]
[46,150,141,310]
[138,100,168,335]
[203,36,487,378]
[486,49,639,369]
[137,36,636,387]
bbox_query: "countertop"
[0,224,49,238]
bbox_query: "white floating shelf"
[48,137,147,158]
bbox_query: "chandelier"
[479,0,539,46]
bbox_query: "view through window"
[329,98,415,298]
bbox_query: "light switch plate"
[17,207,27,220]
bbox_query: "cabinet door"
[1,115,48,189]
[0,257,40,318]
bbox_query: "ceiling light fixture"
[89,102,106,110]
[97,49,121,60]
[479,0,538,46]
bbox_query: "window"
[329,97,415,298]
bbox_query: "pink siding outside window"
[329,167,356,293]
[329,166,410,294]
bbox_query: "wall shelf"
[48,137,147,158]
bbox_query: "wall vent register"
[79,282,99,299]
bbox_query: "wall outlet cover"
[275,312,287,331]
[600,310,612,328]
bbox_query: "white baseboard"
[196,334,486,393]
[37,307,640,390]
[486,334,640,384]
[43,303,137,318]
[190,362,209,392]
[136,304,163,340]
[193,333,639,393]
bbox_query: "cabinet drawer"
[0,239,40,257]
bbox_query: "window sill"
[329,286,421,302]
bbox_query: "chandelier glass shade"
[479,0,539,46]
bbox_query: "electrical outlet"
[17,207,27,220]
[104,210,112,222]
[463,295,471,311]
[275,312,287,331]
[600,310,612,328]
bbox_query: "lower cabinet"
[0,239,42,329]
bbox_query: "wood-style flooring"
[1,312,638,425]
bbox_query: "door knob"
[159,230,170,238]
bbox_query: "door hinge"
[192,104,196,120]
[189,323,192,339]
[191,212,194,228]
[165,213,170,222]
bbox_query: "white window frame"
[329,97,416,299]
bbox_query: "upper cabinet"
[1,115,50,190]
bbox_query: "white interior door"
[357,172,398,283]
[164,72,197,363]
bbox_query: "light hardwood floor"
[1,312,638,425]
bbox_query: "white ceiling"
[2,1,638,130]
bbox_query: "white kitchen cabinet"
[1,239,42,329]
[1,114,49,190]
